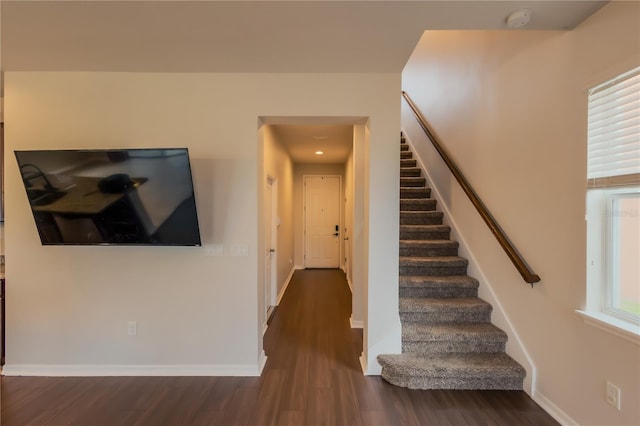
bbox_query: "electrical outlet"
[606,381,621,410]
[127,321,137,336]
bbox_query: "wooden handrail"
[402,91,541,285]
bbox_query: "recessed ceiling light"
[315,151,324,155]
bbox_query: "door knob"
[269,249,276,253]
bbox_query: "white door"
[304,175,341,268]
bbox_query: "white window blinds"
[588,67,640,188]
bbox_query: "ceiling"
[0,1,608,163]
[271,124,355,163]
[1,1,607,74]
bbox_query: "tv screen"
[15,148,201,246]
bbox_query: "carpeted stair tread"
[401,159,417,168]
[401,144,409,151]
[400,167,422,177]
[402,322,507,343]
[400,240,458,256]
[399,256,468,268]
[399,256,467,277]
[399,225,450,241]
[400,177,427,187]
[400,188,432,199]
[402,323,507,354]
[400,297,491,314]
[400,211,444,225]
[399,275,479,289]
[377,353,525,390]
[401,151,413,159]
[399,297,491,323]
[399,275,479,298]
[400,199,437,211]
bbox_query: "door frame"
[265,175,278,321]
[303,174,343,269]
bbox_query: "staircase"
[377,135,526,390]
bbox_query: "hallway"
[0,269,558,425]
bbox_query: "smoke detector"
[506,9,532,29]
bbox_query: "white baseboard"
[533,391,578,426]
[277,265,300,305]
[1,363,264,377]
[258,350,267,375]
[350,316,363,329]
[359,355,367,374]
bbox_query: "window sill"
[576,310,640,345]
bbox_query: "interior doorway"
[259,117,368,373]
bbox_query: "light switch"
[230,244,249,257]
[205,244,224,257]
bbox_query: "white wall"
[261,124,295,299]
[344,149,354,285]
[402,2,639,425]
[3,71,401,376]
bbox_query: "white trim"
[350,316,363,329]
[346,276,353,293]
[258,350,268,375]
[1,363,264,377]
[359,355,367,375]
[576,310,640,345]
[533,391,579,426]
[277,265,300,305]
[403,130,536,395]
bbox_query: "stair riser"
[400,213,443,225]
[400,264,468,276]
[400,168,421,177]
[399,230,450,240]
[400,200,437,211]
[403,341,506,354]
[401,151,413,159]
[400,144,409,152]
[400,257,466,267]
[400,188,431,199]
[401,159,417,168]
[380,373,524,391]
[400,178,427,187]
[400,311,491,323]
[400,287,478,298]
[400,246,458,257]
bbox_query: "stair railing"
[402,91,541,285]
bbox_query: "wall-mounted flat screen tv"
[15,148,201,246]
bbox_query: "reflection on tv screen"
[15,148,201,246]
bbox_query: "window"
[584,67,640,338]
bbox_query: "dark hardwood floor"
[0,269,559,425]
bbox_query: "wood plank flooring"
[0,269,559,425]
